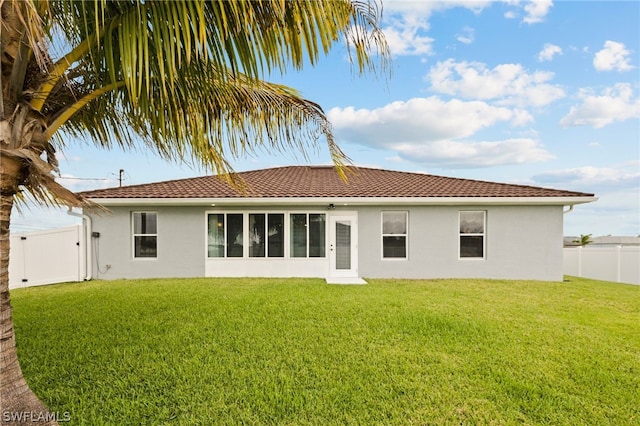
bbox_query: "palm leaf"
[38,0,389,110]
[1,148,100,210]
[57,64,350,175]
[40,1,388,179]
[19,0,388,204]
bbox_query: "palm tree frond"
[42,1,389,104]
[0,147,99,210]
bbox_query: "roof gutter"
[87,195,598,207]
[67,208,92,281]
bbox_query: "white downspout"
[67,208,92,280]
[562,204,577,277]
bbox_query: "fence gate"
[9,225,84,289]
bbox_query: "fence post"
[616,246,621,283]
[577,246,582,278]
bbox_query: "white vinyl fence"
[8,225,639,287]
[563,246,640,285]
[9,225,85,289]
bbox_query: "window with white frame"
[249,214,266,257]
[249,213,284,257]
[208,212,326,259]
[459,211,485,258]
[132,212,157,258]
[207,213,243,258]
[382,211,408,259]
[290,213,326,258]
[267,214,284,257]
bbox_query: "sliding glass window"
[249,214,266,257]
[207,213,243,258]
[290,213,326,258]
[267,214,284,257]
[209,212,325,259]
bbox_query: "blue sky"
[12,0,640,236]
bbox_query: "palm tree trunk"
[0,155,57,425]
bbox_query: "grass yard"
[10,277,640,425]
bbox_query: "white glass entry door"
[329,214,358,278]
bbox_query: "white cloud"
[328,97,552,168]
[379,1,553,55]
[563,188,640,236]
[380,1,492,56]
[538,43,562,62]
[560,83,640,128]
[456,26,475,44]
[382,14,434,56]
[329,97,528,143]
[593,41,635,72]
[502,0,553,24]
[427,59,566,107]
[382,1,491,15]
[532,165,640,235]
[531,163,640,192]
[391,138,553,168]
[523,0,553,24]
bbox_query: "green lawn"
[11,277,640,425]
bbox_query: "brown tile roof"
[78,166,594,199]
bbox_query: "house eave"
[86,196,598,207]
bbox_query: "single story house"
[79,166,596,283]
